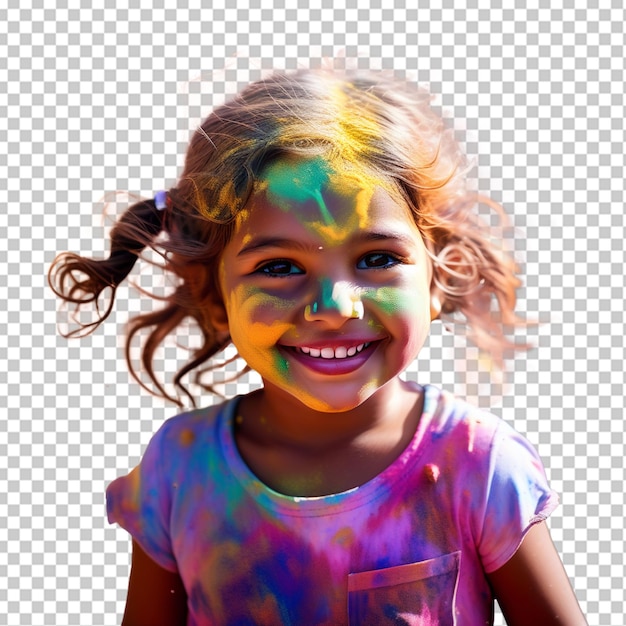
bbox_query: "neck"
[233,378,424,497]
[237,377,419,453]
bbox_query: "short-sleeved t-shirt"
[107,384,558,625]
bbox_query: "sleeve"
[475,418,560,574]
[106,420,178,573]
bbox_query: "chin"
[283,380,382,414]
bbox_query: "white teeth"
[299,343,370,359]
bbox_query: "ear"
[206,293,230,333]
[430,283,444,321]
[423,239,444,321]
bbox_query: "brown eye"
[257,260,304,276]
[357,253,400,269]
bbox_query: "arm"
[487,521,587,626]
[121,540,188,626]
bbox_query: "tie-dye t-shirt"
[107,384,558,625]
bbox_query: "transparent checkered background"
[1,1,624,624]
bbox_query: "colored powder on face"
[305,177,378,246]
[228,291,288,341]
[319,279,335,312]
[351,186,376,230]
[262,157,336,226]
[314,278,361,318]
[368,286,415,316]
[223,285,295,382]
[272,351,290,380]
[258,156,398,247]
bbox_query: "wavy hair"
[49,68,526,406]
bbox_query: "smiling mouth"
[297,343,371,360]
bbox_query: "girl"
[49,69,586,625]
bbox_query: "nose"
[304,278,364,323]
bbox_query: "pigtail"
[50,189,237,407]
[48,195,167,338]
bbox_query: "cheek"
[367,285,431,344]
[226,285,295,348]
[368,285,430,317]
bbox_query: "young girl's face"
[217,156,433,413]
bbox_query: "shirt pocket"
[348,551,461,626]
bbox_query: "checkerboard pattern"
[1,1,624,623]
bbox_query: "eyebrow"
[236,231,418,257]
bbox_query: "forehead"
[240,156,417,244]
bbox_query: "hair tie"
[154,190,168,210]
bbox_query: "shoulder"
[148,397,234,453]
[114,396,239,493]
[416,387,559,573]
[420,386,552,500]
[421,385,504,457]
[106,396,240,563]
